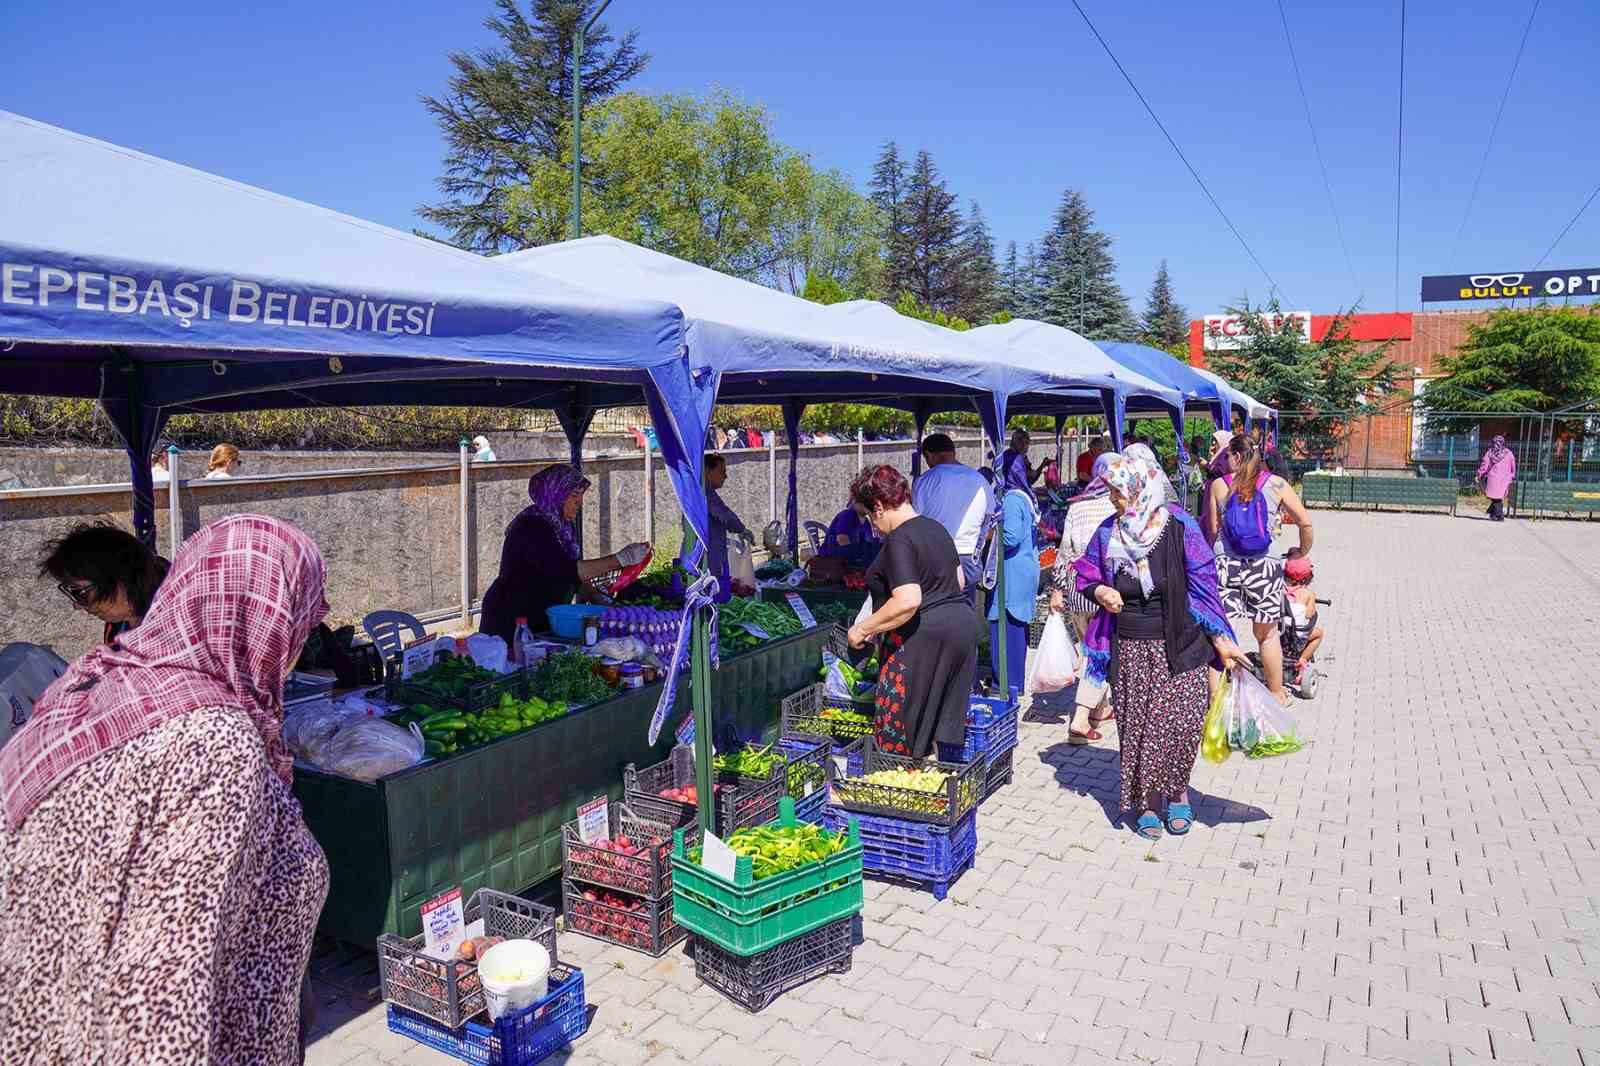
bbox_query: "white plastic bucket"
[476,939,551,1021]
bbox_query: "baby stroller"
[1246,592,1330,700]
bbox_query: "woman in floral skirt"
[1075,454,1246,839]
[846,465,975,759]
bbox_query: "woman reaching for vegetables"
[479,464,649,646]
[845,464,975,760]
[1074,453,1246,840]
[0,514,333,1065]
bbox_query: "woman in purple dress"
[1475,435,1516,522]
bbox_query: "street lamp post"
[570,0,614,240]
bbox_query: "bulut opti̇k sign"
[1421,269,1600,303]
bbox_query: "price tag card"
[831,753,850,780]
[576,795,610,845]
[420,887,465,960]
[700,830,738,881]
[400,635,437,680]
[785,593,817,629]
[739,622,771,640]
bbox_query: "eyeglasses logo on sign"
[1421,269,1600,303]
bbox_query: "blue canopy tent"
[497,236,1152,703]
[1095,341,1233,430]
[0,112,723,778]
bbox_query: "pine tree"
[999,241,1021,315]
[1034,188,1135,340]
[867,141,913,299]
[1018,242,1044,320]
[1141,259,1190,352]
[900,150,965,313]
[419,0,648,252]
[957,201,1001,322]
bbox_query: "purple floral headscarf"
[525,464,590,559]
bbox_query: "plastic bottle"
[583,616,599,648]
[512,617,536,668]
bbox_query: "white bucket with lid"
[476,938,551,1021]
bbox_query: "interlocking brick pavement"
[307,510,1600,1066]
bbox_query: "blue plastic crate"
[938,695,1020,765]
[385,966,589,1066]
[792,786,827,825]
[822,807,977,901]
[981,747,1014,803]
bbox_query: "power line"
[1067,0,1287,302]
[1393,0,1406,312]
[1276,0,1360,303]
[1534,180,1600,268]
[1448,0,1541,269]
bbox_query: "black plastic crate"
[561,877,685,956]
[561,804,686,900]
[386,665,528,715]
[982,748,1014,802]
[624,745,783,838]
[689,915,854,1012]
[780,683,874,746]
[774,733,831,804]
[830,739,982,827]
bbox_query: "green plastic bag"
[1201,672,1232,764]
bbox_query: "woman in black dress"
[846,465,975,759]
[479,465,649,645]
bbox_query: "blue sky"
[8,0,1597,317]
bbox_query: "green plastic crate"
[670,797,864,957]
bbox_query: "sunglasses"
[1468,273,1524,288]
[58,580,100,607]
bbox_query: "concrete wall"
[3,437,987,661]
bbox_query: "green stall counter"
[297,623,840,944]
[758,584,868,613]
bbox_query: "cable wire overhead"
[1449,0,1541,270]
[1534,180,1600,269]
[1276,0,1360,303]
[1068,0,1287,302]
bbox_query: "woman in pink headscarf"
[1475,435,1516,522]
[0,515,332,1065]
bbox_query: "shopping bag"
[1201,672,1232,764]
[1227,668,1305,758]
[1025,614,1076,694]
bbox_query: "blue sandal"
[1165,802,1194,836]
[1134,812,1163,840]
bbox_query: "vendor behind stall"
[822,498,880,566]
[39,522,170,645]
[480,465,648,645]
[704,454,753,581]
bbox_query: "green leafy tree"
[899,150,965,314]
[956,201,1001,323]
[420,0,647,252]
[1034,188,1135,340]
[510,90,876,284]
[1141,259,1189,351]
[1207,298,1401,460]
[801,273,849,305]
[1420,306,1600,421]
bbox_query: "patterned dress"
[0,707,329,1065]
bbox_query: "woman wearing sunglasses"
[39,522,170,645]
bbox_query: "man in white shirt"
[912,433,993,607]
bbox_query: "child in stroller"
[1247,555,1327,698]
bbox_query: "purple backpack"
[1221,471,1273,557]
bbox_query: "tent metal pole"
[768,431,777,524]
[166,445,182,556]
[643,438,654,544]
[459,438,472,629]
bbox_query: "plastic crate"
[690,915,854,1012]
[792,786,827,825]
[937,694,1021,765]
[823,807,977,901]
[1027,593,1051,648]
[671,796,863,957]
[773,733,831,803]
[780,683,874,745]
[830,739,982,827]
[384,964,588,1066]
[561,878,685,956]
[624,745,783,838]
[982,748,1014,802]
[561,804,684,899]
[377,889,556,1029]
[386,665,528,715]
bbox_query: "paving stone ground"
[306,509,1600,1066]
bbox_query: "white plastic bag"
[317,717,425,781]
[465,633,509,674]
[1226,668,1304,758]
[729,536,756,587]
[284,701,368,767]
[1025,614,1076,694]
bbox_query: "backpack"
[1221,471,1273,557]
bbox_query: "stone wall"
[3,437,986,660]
